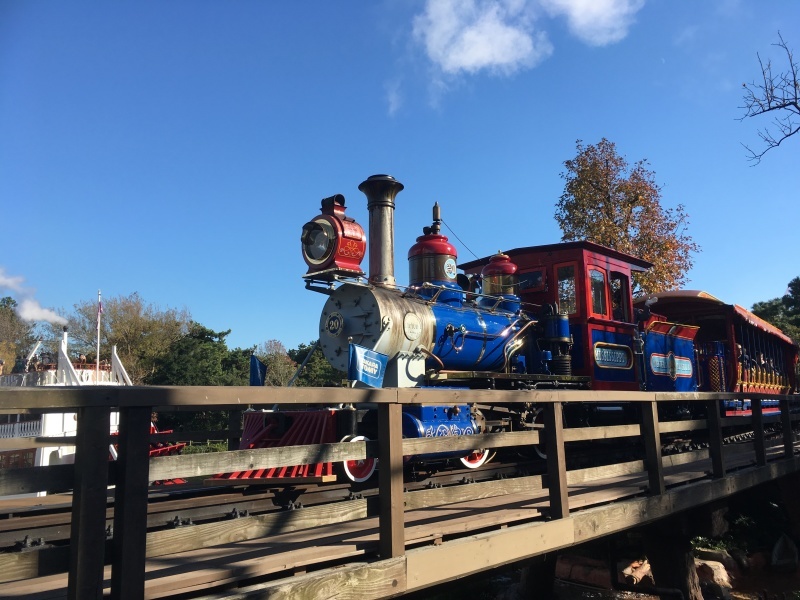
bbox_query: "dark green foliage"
[148,323,250,431]
[287,341,346,387]
[752,276,800,345]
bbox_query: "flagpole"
[96,290,102,382]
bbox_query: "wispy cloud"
[0,268,25,293]
[412,0,553,76]
[385,78,404,116]
[539,0,645,46]
[0,267,67,325]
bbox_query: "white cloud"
[539,0,645,46]
[412,0,553,76]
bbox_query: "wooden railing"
[0,386,799,599]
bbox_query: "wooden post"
[752,398,766,466]
[110,407,152,600]
[640,401,665,495]
[227,409,243,451]
[706,399,725,478]
[378,402,404,558]
[780,396,794,459]
[68,406,111,600]
[544,402,569,519]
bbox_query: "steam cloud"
[0,267,68,326]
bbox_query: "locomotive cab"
[460,242,651,391]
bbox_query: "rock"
[695,559,733,600]
[695,548,741,578]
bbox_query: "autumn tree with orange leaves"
[555,139,699,295]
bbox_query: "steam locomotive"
[235,174,798,484]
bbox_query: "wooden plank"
[2,386,798,412]
[378,403,404,559]
[405,518,574,593]
[404,474,544,510]
[0,545,71,584]
[110,406,152,600]
[563,423,640,442]
[0,464,75,496]
[68,406,111,600]
[186,557,406,600]
[659,419,707,434]
[148,441,374,481]
[401,429,538,455]
[640,401,665,495]
[544,402,568,519]
[144,499,369,559]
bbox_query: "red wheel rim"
[342,435,377,482]
[460,449,489,468]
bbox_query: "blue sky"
[1,1,798,352]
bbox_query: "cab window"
[519,269,545,292]
[589,269,607,316]
[610,272,631,322]
[556,265,577,314]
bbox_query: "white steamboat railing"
[0,419,43,439]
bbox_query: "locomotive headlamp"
[301,194,366,280]
[301,220,335,263]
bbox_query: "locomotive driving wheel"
[340,435,377,483]
[459,449,491,469]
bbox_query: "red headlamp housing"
[301,194,366,280]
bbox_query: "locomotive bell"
[301,194,366,280]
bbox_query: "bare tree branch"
[740,32,800,164]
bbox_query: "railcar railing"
[0,386,799,599]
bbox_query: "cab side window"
[557,265,577,314]
[610,272,631,322]
[589,269,607,316]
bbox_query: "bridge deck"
[1,386,799,599]
[2,434,798,599]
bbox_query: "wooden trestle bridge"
[1,386,799,599]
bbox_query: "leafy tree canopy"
[555,138,700,295]
[751,276,800,345]
[55,292,192,384]
[148,323,250,432]
[147,323,248,386]
[254,339,297,387]
[288,341,346,387]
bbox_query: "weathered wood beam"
[110,406,152,600]
[640,401,665,496]
[378,403,404,559]
[544,402,568,519]
[68,406,111,600]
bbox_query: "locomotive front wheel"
[459,449,490,469]
[340,435,377,483]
